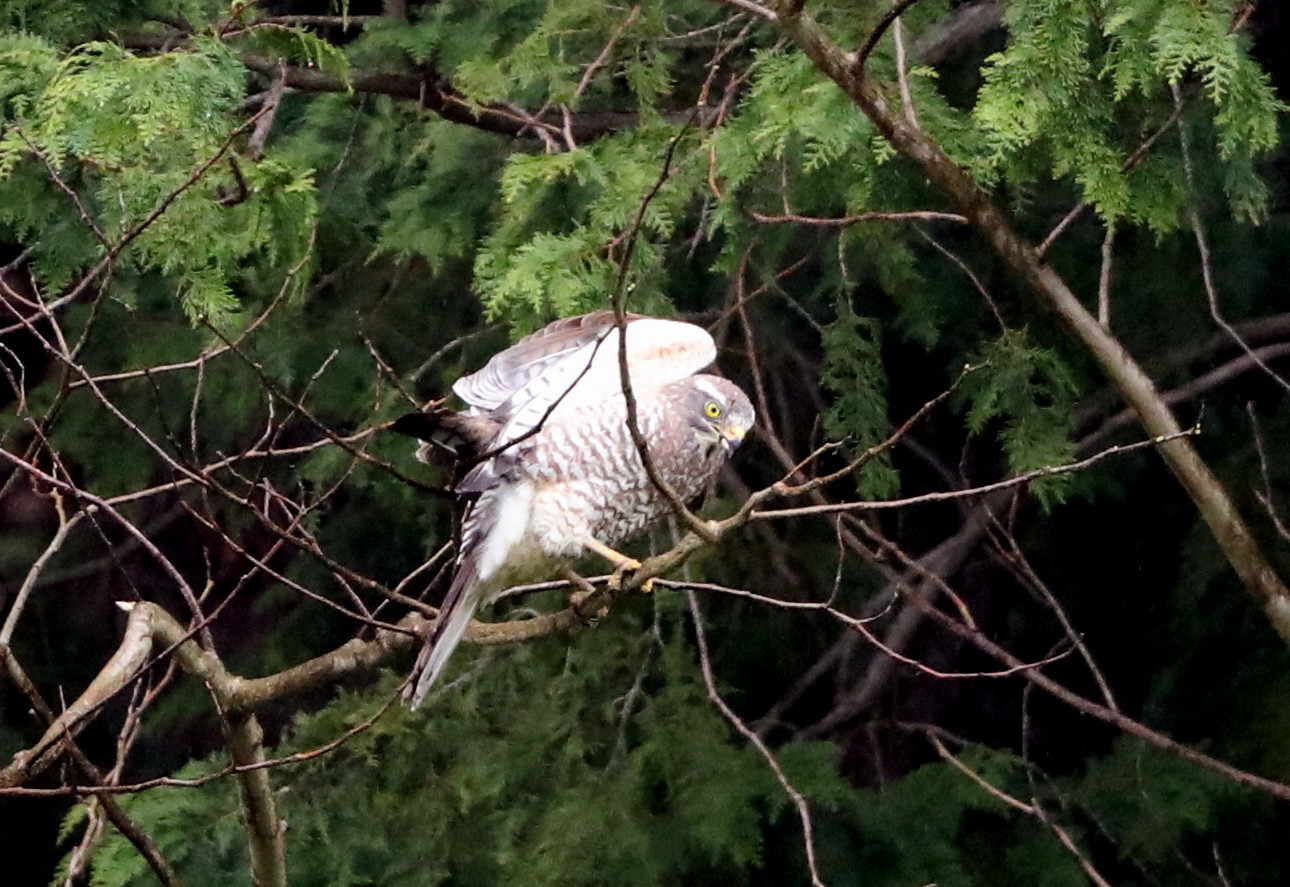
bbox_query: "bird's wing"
[454,313,716,493]
[454,312,715,420]
[453,311,645,413]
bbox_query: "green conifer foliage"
[1,2,1289,886]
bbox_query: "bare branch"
[571,6,641,105]
[0,494,82,645]
[247,64,287,159]
[234,53,716,144]
[0,605,153,787]
[750,427,1199,521]
[712,0,779,23]
[1097,223,1114,327]
[219,706,286,887]
[765,0,1290,643]
[855,0,922,72]
[610,118,716,540]
[913,1,1002,66]
[687,590,826,887]
[920,728,1116,887]
[746,208,966,226]
[0,105,270,336]
[244,14,381,29]
[1037,97,1186,258]
[0,646,184,887]
[1173,82,1290,396]
[861,528,1290,802]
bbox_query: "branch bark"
[119,31,714,144]
[0,639,184,887]
[0,595,604,792]
[235,54,714,143]
[913,1,1002,66]
[769,2,1290,643]
[0,606,154,787]
[220,709,285,887]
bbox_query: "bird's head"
[685,375,755,458]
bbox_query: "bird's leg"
[562,567,606,625]
[583,538,641,571]
[583,538,654,593]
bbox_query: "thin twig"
[1037,98,1186,258]
[751,426,1199,521]
[1173,82,1290,395]
[610,117,716,539]
[871,531,1290,802]
[687,590,826,887]
[571,7,641,104]
[921,729,1116,887]
[854,0,922,71]
[0,495,82,645]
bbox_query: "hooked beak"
[720,424,747,454]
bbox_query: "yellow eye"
[704,401,722,419]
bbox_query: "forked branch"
[763,0,1290,643]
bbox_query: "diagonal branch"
[687,590,826,887]
[610,117,716,540]
[855,0,922,70]
[0,644,184,887]
[892,541,1290,802]
[765,0,1290,643]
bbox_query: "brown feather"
[391,408,500,466]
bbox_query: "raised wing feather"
[453,312,644,414]
[455,312,717,493]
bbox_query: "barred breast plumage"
[394,314,754,707]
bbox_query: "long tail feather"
[404,553,481,709]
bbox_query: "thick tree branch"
[0,599,288,885]
[220,708,285,887]
[0,596,607,792]
[0,605,154,787]
[236,53,713,143]
[913,1,1002,66]
[0,642,184,887]
[767,1,1290,642]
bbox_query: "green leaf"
[821,300,898,499]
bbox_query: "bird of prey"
[392,311,754,707]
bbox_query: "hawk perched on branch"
[393,312,754,707]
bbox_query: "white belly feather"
[468,392,714,602]
[475,481,537,582]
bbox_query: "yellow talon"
[583,538,640,570]
[584,539,653,593]
[607,562,654,595]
